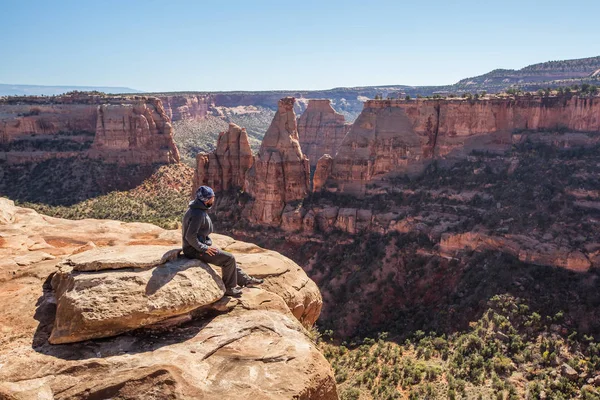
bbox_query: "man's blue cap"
[196,186,215,203]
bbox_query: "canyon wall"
[159,94,212,121]
[0,94,180,165]
[193,123,254,193]
[297,99,351,167]
[326,95,600,195]
[194,94,600,274]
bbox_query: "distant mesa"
[0,83,141,96]
[0,92,179,166]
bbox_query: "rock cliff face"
[159,94,212,121]
[193,123,254,193]
[91,98,180,164]
[439,232,592,272]
[194,95,600,276]
[0,94,180,165]
[326,96,600,195]
[244,97,310,224]
[297,99,351,167]
[313,154,334,193]
[0,198,336,399]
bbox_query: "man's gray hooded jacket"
[182,199,213,255]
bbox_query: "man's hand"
[205,246,220,256]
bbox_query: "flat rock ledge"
[50,257,225,344]
[0,200,337,399]
[62,245,182,271]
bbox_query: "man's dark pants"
[183,248,250,289]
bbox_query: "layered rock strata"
[244,97,310,224]
[297,99,351,167]
[313,154,334,192]
[0,94,180,165]
[0,198,335,399]
[326,96,600,195]
[193,123,254,193]
[439,232,592,272]
[159,94,212,121]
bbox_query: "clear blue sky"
[1,0,599,92]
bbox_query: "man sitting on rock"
[182,185,263,297]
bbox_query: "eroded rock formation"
[313,154,334,193]
[193,123,254,193]
[159,94,212,121]
[0,198,335,399]
[327,96,600,195]
[91,98,180,164]
[297,99,351,167]
[244,97,310,224]
[439,231,592,272]
[0,94,180,165]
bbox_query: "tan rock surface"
[222,240,323,327]
[0,94,180,166]
[313,154,334,192]
[63,245,181,271]
[193,123,254,194]
[1,297,337,400]
[50,257,225,344]
[297,99,351,167]
[0,199,335,399]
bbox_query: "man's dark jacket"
[182,199,213,255]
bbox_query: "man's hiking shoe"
[224,286,243,297]
[243,276,264,287]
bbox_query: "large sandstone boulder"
[1,291,337,400]
[0,199,336,399]
[222,240,323,327]
[50,258,225,344]
[0,198,16,225]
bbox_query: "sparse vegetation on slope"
[320,294,600,400]
[18,163,193,229]
[172,106,273,166]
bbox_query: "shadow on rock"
[145,256,217,296]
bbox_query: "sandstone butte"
[327,96,600,196]
[193,122,254,194]
[296,99,351,168]
[243,97,310,225]
[0,93,180,165]
[193,95,600,274]
[0,198,337,399]
[159,94,212,121]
